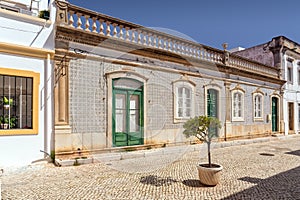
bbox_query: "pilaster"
[54,55,71,134]
[224,81,231,140]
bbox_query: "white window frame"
[253,93,264,121]
[231,90,244,122]
[173,80,195,123]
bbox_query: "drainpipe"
[0,168,3,200]
[44,53,50,158]
[44,53,55,161]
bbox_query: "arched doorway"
[112,78,144,147]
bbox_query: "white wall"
[0,0,55,168]
[0,0,55,49]
[283,55,300,135]
[0,54,53,167]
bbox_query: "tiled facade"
[234,36,300,135]
[53,1,285,156]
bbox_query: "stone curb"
[57,135,300,166]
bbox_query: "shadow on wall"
[222,165,300,199]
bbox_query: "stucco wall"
[0,54,52,167]
[59,57,280,152]
[233,44,274,67]
[0,0,55,167]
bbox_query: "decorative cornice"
[204,79,222,89]
[230,84,245,93]
[105,69,149,81]
[172,74,196,86]
[252,87,264,95]
[0,8,52,27]
[0,42,54,59]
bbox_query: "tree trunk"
[207,142,211,167]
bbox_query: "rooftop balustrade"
[55,0,280,79]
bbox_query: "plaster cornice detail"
[0,42,54,59]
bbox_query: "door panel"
[113,90,143,147]
[128,93,142,145]
[129,95,140,132]
[272,97,278,132]
[288,102,294,131]
[207,89,218,118]
[207,89,218,134]
[115,93,126,133]
[113,92,128,146]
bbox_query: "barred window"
[0,75,33,130]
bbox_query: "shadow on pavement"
[285,150,300,156]
[222,166,300,199]
[182,179,206,188]
[140,175,178,187]
[238,176,263,184]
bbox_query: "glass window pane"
[130,109,140,132]
[130,95,139,109]
[178,97,183,108]
[185,88,190,98]
[178,87,183,98]
[116,94,126,109]
[129,95,140,132]
[178,108,183,117]
[116,109,125,132]
[185,108,191,117]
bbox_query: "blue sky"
[68,0,300,50]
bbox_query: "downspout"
[43,53,56,163]
[44,53,50,158]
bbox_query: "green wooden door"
[207,89,218,134]
[207,89,218,118]
[113,89,143,147]
[272,97,278,132]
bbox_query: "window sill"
[254,118,264,122]
[174,117,191,123]
[232,118,244,122]
[0,129,38,136]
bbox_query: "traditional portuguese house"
[234,36,300,135]
[53,0,285,159]
[0,0,55,167]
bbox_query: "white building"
[0,0,55,168]
[234,36,300,135]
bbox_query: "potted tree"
[183,116,222,186]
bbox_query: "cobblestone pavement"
[1,135,300,200]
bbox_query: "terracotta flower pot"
[197,163,223,186]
